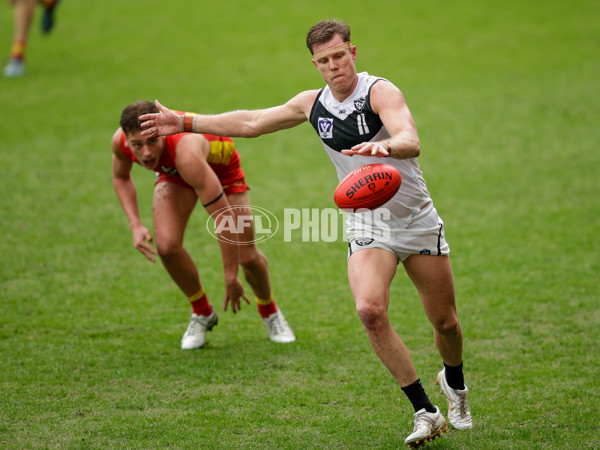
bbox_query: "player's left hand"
[341,141,389,157]
[223,278,251,314]
[139,100,181,139]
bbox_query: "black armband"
[202,191,225,208]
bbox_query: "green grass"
[1,0,599,448]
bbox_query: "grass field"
[1,0,599,448]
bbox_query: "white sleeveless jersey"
[309,72,432,230]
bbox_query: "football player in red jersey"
[112,101,295,349]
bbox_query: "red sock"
[188,288,212,316]
[256,297,277,318]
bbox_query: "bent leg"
[226,192,271,299]
[403,255,462,366]
[226,192,295,341]
[153,182,201,297]
[348,248,419,386]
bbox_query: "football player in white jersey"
[140,19,472,448]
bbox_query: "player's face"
[125,130,165,170]
[312,34,358,100]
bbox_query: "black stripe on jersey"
[309,80,385,152]
[309,88,325,124]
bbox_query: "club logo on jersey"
[354,97,366,111]
[161,165,179,176]
[318,117,334,139]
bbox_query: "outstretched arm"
[139,93,317,139]
[111,130,158,262]
[341,81,420,159]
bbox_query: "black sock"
[444,361,465,390]
[401,379,436,413]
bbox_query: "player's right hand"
[139,100,181,139]
[223,278,250,314]
[132,225,158,262]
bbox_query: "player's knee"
[356,300,388,331]
[240,248,266,269]
[432,315,460,336]
[155,239,181,259]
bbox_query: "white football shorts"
[347,202,450,262]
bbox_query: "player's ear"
[311,59,319,69]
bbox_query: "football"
[334,163,402,211]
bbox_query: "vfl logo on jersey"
[354,97,366,111]
[161,165,180,176]
[318,117,334,139]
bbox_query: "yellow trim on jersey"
[207,140,235,166]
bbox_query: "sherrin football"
[334,163,402,211]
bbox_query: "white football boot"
[263,310,295,343]
[404,406,448,448]
[4,58,25,78]
[436,368,473,429]
[181,310,218,349]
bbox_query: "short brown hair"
[120,101,158,135]
[306,19,351,55]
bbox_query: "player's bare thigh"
[402,254,458,328]
[152,182,197,250]
[348,247,398,311]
